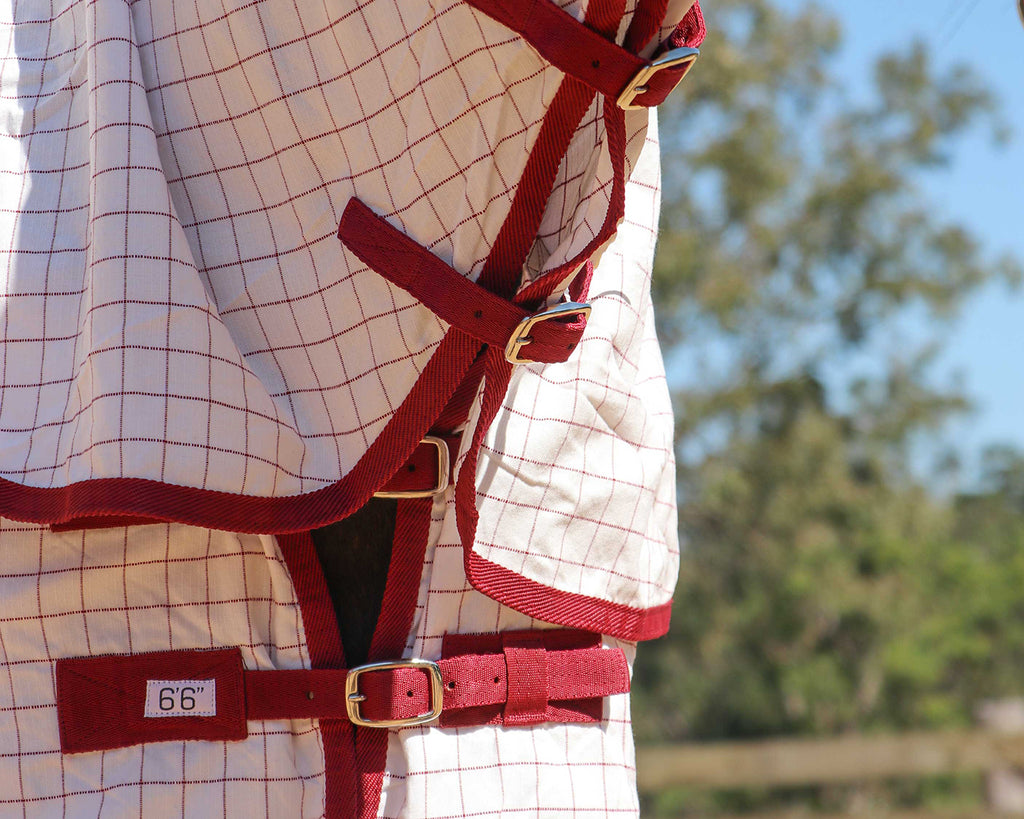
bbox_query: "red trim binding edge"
[466,549,673,641]
[0,330,478,535]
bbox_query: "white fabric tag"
[144,679,217,718]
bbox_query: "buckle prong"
[504,301,592,365]
[616,46,699,111]
[344,659,444,729]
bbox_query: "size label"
[144,679,216,718]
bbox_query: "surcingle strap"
[55,631,628,754]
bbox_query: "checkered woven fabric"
[0,518,325,815]
[1,0,684,623]
[1,0,696,814]
[380,491,642,819]
[1,0,596,495]
[368,131,671,815]
[470,117,677,617]
[0,124,675,816]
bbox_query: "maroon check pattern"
[0,0,694,814]
[369,125,671,818]
[2,0,571,494]
[469,123,678,624]
[1,0,682,628]
[0,519,326,814]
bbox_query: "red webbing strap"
[276,532,360,817]
[624,0,670,54]
[354,498,433,819]
[54,635,629,753]
[373,434,458,496]
[243,643,628,724]
[338,199,589,365]
[464,0,696,108]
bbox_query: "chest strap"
[465,0,699,110]
[55,630,628,754]
[339,199,591,366]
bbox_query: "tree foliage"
[633,0,1023,772]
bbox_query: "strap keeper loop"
[501,633,549,726]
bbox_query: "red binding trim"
[54,632,628,754]
[1,330,479,534]
[47,436,460,531]
[466,549,673,640]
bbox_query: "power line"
[939,0,984,42]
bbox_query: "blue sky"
[775,0,1024,480]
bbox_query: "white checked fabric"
[1,0,569,493]
[1,0,688,814]
[380,487,642,819]
[471,118,678,613]
[0,518,325,816]
[0,0,679,620]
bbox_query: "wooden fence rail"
[636,730,1024,791]
[707,812,1007,819]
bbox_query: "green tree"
[633,0,1023,813]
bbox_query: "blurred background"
[632,0,1024,815]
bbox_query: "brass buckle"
[616,46,700,111]
[345,659,444,728]
[373,436,450,499]
[504,302,592,365]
